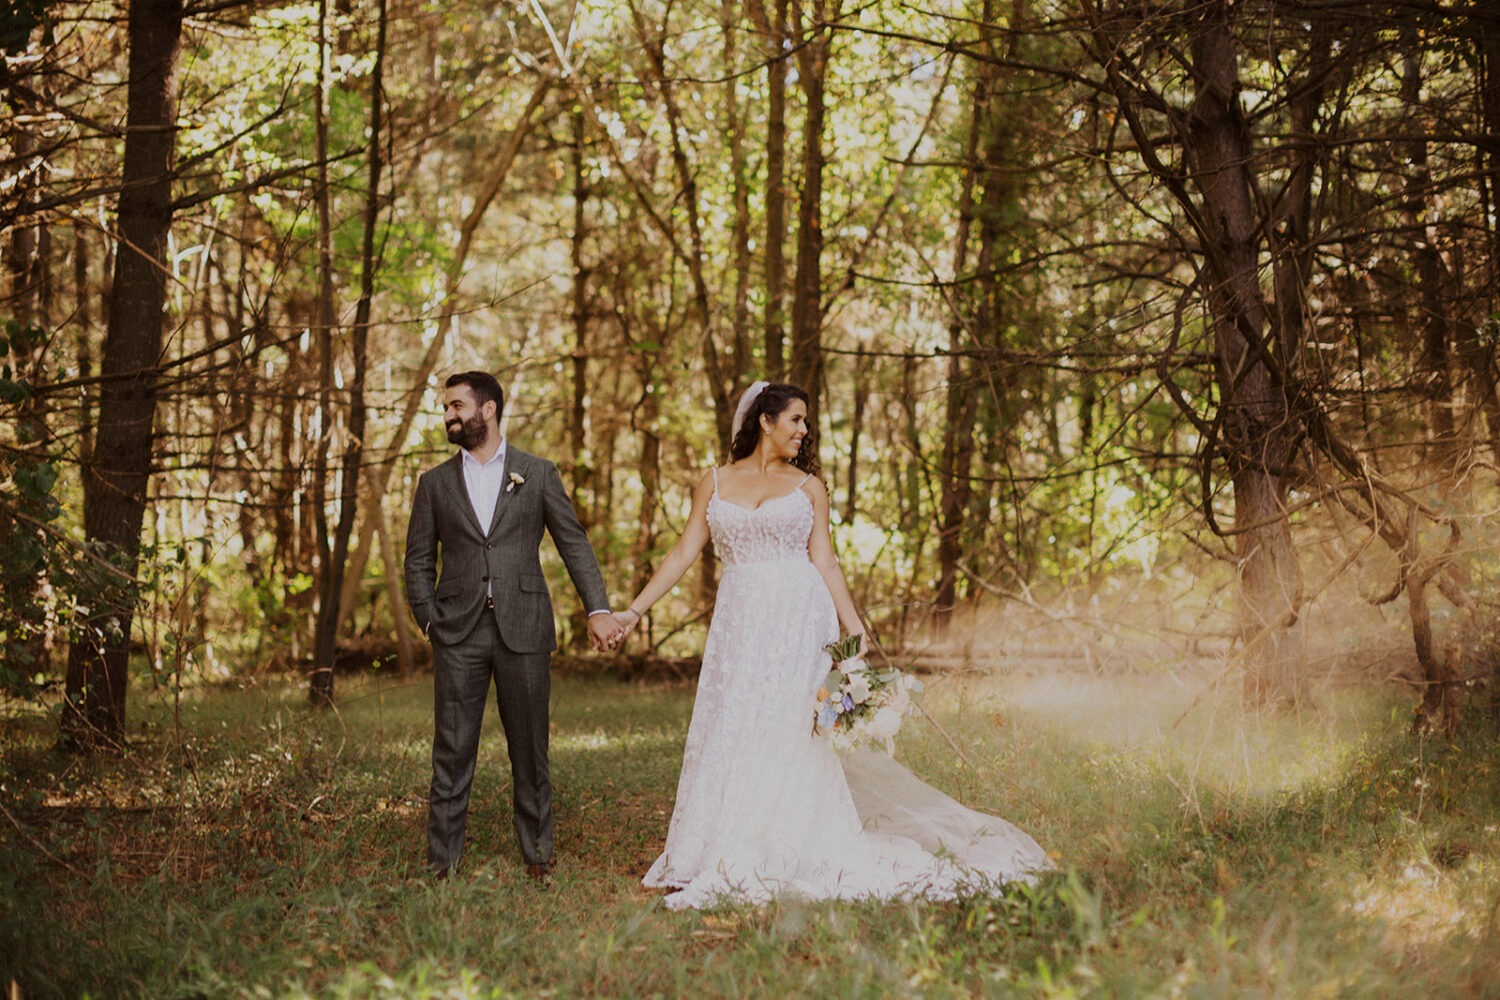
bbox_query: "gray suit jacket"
[403,446,609,652]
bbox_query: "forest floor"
[1,664,1497,998]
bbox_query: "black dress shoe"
[525,862,553,883]
[433,866,455,881]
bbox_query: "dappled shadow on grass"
[2,672,1498,998]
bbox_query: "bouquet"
[812,634,923,752]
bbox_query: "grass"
[1,666,1498,998]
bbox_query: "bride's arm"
[614,470,716,635]
[805,477,868,649]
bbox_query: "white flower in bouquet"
[888,676,916,715]
[866,706,904,740]
[846,674,872,704]
[812,634,923,752]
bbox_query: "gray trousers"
[427,614,553,872]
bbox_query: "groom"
[404,370,619,881]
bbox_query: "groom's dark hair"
[446,371,505,421]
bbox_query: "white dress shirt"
[460,440,507,534]
[461,441,506,599]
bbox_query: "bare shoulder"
[799,472,830,502]
[691,467,719,498]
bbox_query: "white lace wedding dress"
[642,472,1053,910]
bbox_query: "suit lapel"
[439,454,485,537]
[487,448,531,537]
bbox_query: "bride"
[610,381,1052,909]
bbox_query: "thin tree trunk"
[377,503,416,676]
[61,0,184,749]
[1449,17,1499,456]
[6,132,40,322]
[1408,544,1463,736]
[747,0,790,379]
[308,0,339,706]
[5,117,53,672]
[788,0,830,421]
[724,0,752,383]
[73,224,94,463]
[313,0,387,703]
[843,344,867,523]
[632,379,662,637]
[1481,14,1500,323]
[1400,36,1459,481]
[569,104,593,527]
[935,10,993,635]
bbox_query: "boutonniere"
[506,472,526,493]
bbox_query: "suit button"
[486,543,493,549]
[482,575,489,582]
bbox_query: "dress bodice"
[707,472,814,566]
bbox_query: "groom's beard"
[446,415,489,452]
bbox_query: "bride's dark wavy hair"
[729,382,819,474]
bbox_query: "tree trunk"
[73,224,95,463]
[632,378,662,641]
[843,344,867,523]
[935,10,994,635]
[61,0,183,749]
[569,104,594,527]
[1481,13,1500,322]
[5,132,40,321]
[724,0,752,384]
[377,503,417,676]
[309,0,339,707]
[4,111,53,674]
[1459,18,1500,465]
[312,0,387,703]
[1409,560,1462,736]
[748,0,790,379]
[1184,1,1303,706]
[1400,37,1459,481]
[788,0,830,421]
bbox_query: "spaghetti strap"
[712,466,720,497]
[796,472,813,490]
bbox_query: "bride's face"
[761,400,809,460]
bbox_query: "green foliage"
[0,322,62,698]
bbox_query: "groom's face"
[442,386,494,452]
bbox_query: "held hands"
[587,613,623,652]
[587,608,643,651]
[607,609,643,649]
